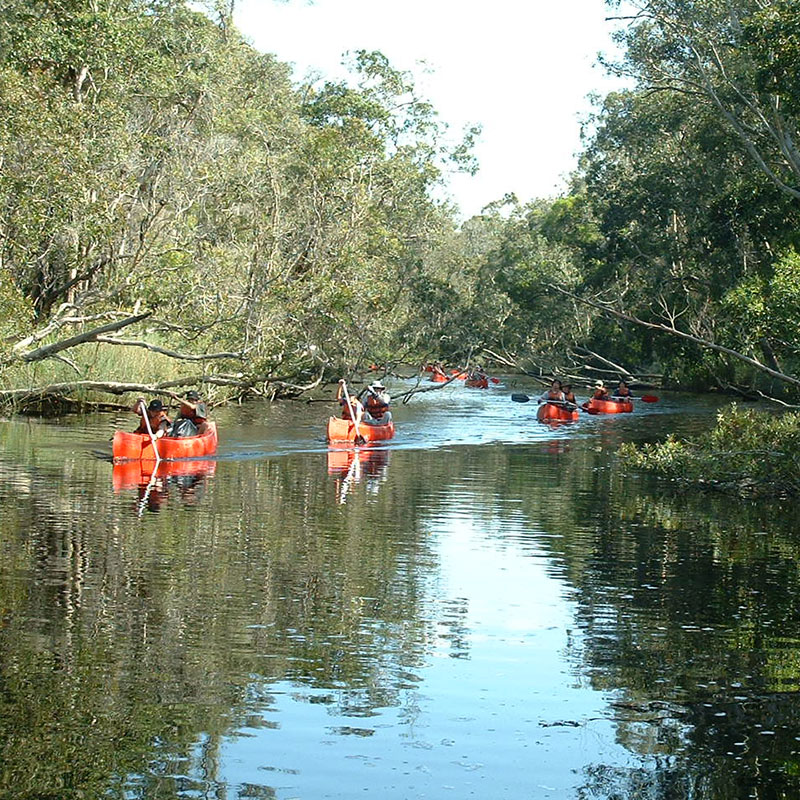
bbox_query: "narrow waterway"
[1,379,798,799]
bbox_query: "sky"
[233,0,628,218]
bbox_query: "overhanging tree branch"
[94,336,244,362]
[548,284,800,390]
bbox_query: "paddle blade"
[580,403,599,415]
[511,393,531,403]
[641,395,659,403]
[490,377,500,384]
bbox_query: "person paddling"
[591,380,610,400]
[359,380,391,425]
[336,380,364,426]
[562,383,578,408]
[170,389,209,436]
[612,380,632,400]
[133,398,171,438]
[538,379,565,404]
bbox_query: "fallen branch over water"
[0,369,326,410]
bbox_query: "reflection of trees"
[6,415,800,797]
[523,465,800,798]
[420,436,800,797]
[0,422,445,798]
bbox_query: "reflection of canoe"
[112,459,217,491]
[537,402,579,422]
[326,416,395,443]
[584,398,633,414]
[112,422,218,462]
[465,377,489,389]
[327,447,389,475]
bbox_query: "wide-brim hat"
[594,380,604,388]
[185,390,200,401]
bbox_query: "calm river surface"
[1,378,799,799]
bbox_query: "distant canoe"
[112,422,218,462]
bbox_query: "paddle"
[340,380,366,445]
[138,399,162,464]
[641,395,659,403]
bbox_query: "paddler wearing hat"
[591,379,610,400]
[132,397,172,437]
[358,379,392,425]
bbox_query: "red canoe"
[112,422,218,462]
[537,402,579,422]
[584,397,633,414]
[326,416,395,443]
[430,372,449,383]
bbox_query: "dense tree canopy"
[2,0,800,408]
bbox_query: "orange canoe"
[537,403,579,422]
[465,377,489,389]
[584,398,633,414]
[326,416,395,443]
[112,422,218,462]
[430,372,449,383]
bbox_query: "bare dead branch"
[15,313,153,364]
[550,284,800,390]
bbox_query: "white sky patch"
[234,0,630,218]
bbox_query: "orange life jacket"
[593,388,609,399]
[340,397,363,421]
[364,393,388,419]
[135,411,171,434]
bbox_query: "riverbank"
[620,404,800,497]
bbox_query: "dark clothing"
[169,418,199,438]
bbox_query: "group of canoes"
[112,371,651,467]
[425,363,495,388]
[536,378,637,422]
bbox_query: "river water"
[1,378,799,799]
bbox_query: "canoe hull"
[327,416,395,443]
[585,398,633,414]
[537,403,579,422]
[465,378,489,389]
[112,422,218,462]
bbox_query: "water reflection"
[112,459,216,514]
[327,446,391,504]
[2,391,800,798]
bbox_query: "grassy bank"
[620,405,800,498]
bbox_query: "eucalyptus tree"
[608,0,800,201]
